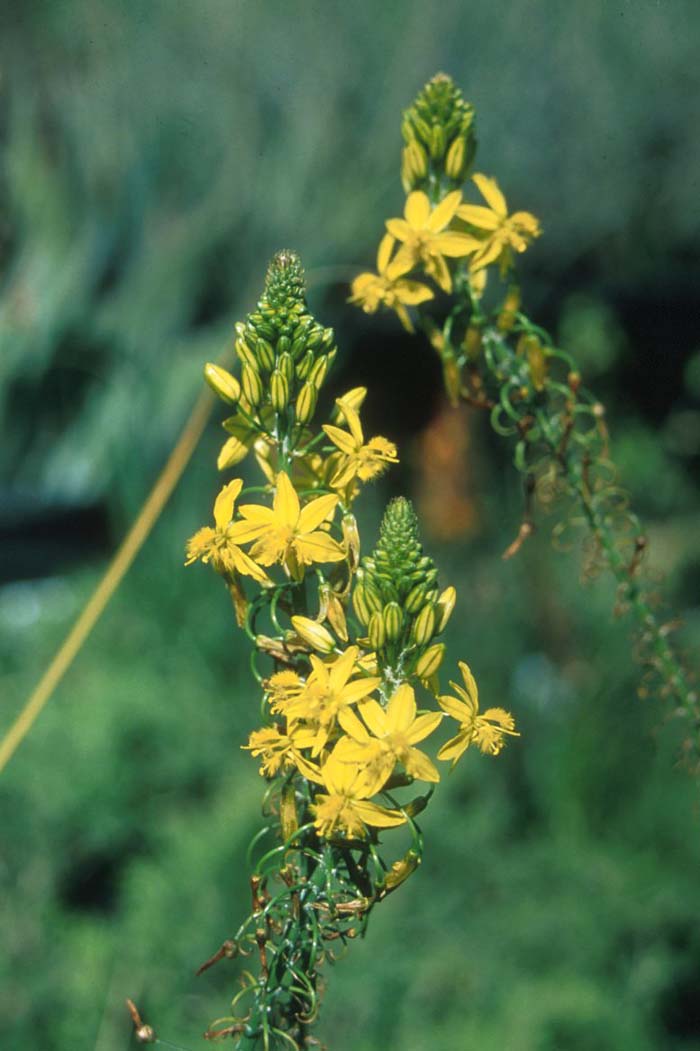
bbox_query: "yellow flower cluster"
[245,636,518,840]
[351,176,540,331]
[187,248,518,846]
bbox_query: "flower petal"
[376,233,395,274]
[273,472,300,527]
[394,279,435,306]
[473,173,507,216]
[296,532,346,563]
[385,218,414,243]
[404,190,431,229]
[438,694,470,722]
[323,424,358,456]
[427,190,462,232]
[432,231,482,257]
[457,204,501,230]
[386,683,416,733]
[357,698,387,738]
[213,478,244,529]
[352,800,406,828]
[404,747,441,782]
[436,732,471,763]
[406,710,443,744]
[298,492,338,533]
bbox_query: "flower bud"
[463,324,483,360]
[352,582,372,626]
[415,642,445,680]
[445,135,466,180]
[255,337,275,371]
[291,616,335,654]
[295,381,317,425]
[326,592,348,642]
[405,583,428,614]
[436,586,457,632]
[277,334,291,356]
[277,351,295,383]
[270,369,289,412]
[296,349,315,380]
[412,603,437,646]
[235,337,257,370]
[429,123,446,160]
[241,363,263,407]
[383,601,403,642]
[368,610,385,651]
[280,783,298,841]
[217,434,250,469]
[497,286,521,333]
[342,513,360,569]
[309,354,330,388]
[204,362,241,404]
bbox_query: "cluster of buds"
[401,71,476,193]
[353,497,455,689]
[204,249,337,471]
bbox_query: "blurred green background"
[2,2,700,1048]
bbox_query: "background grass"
[1,2,700,1048]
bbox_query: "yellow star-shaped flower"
[279,646,381,754]
[386,190,480,293]
[437,661,519,765]
[323,401,398,491]
[243,723,318,780]
[308,751,406,839]
[457,174,540,274]
[336,683,442,794]
[185,479,269,583]
[349,233,434,332]
[229,471,345,580]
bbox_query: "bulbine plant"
[125,75,695,1049]
[178,249,517,1047]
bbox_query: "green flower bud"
[412,603,437,646]
[235,337,257,370]
[383,601,403,642]
[415,642,445,679]
[368,610,385,651]
[277,351,295,383]
[309,354,330,388]
[295,381,317,425]
[255,337,275,371]
[270,369,289,412]
[296,349,315,380]
[241,363,263,408]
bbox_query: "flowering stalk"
[350,73,698,769]
[184,251,517,1047]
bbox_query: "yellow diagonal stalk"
[0,383,216,775]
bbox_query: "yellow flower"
[185,479,269,583]
[349,233,434,332]
[336,683,442,794]
[309,751,406,839]
[437,661,519,765]
[386,190,480,293]
[229,471,345,580]
[266,669,306,712]
[457,174,540,274]
[243,723,318,780]
[281,646,381,754]
[323,401,398,490]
